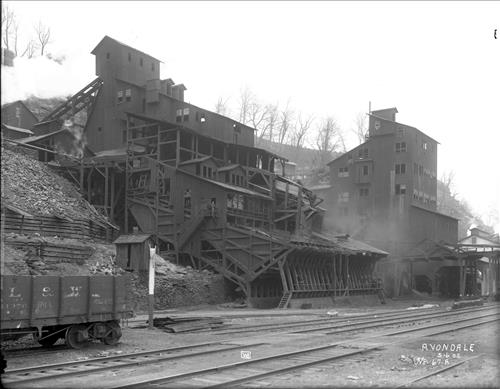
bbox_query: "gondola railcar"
[1,275,133,349]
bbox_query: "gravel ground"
[3,300,498,388]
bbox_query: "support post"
[148,244,156,330]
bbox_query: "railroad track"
[111,313,500,388]
[1,340,267,387]
[3,305,498,388]
[208,304,495,336]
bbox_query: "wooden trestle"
[69,113,385,307]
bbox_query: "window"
[397,128,405,137]
[176,109,183,123]
[338,192,350,203]
[358,148,368,159]
[196,111,206,123]
[140,57,143,67]
[106,52,110,60]
[395,184,407,195]
[128,52,131,62]
[125,89,131,102]
[338,167,349,177]
[395,163,406,175]
[362,165,369,176]
[471,236,477,244]
[183,107,190,122]
[233,123,241,133]
[203,166,207,177]
[347,154,353,164]
[117,90,123,104]
[151,62,155,71]
[422,141,428,151]
[359,188,369,197]
[15,107,20,118]
[122,130,127,143]
[184,189,191,208]
[395,142,407,153]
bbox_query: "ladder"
[277,291,292,309]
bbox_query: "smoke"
[1,53,93,105]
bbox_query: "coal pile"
[1,145,108,224]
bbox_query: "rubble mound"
[128,255,227,312]
[1,145,107,224]
[2,232,122,276]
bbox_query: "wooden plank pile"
[2,209,111,241]
[150,316,225,333]
[4,235,93,264]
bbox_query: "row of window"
[412,189,437,206]
[176,108,208,124]
[106,51,156,72]
[117,89,132,104]
[413,163,437,179]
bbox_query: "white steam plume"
[1,53,93,105]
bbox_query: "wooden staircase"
[177,210,209,250]
[277,291,293,309]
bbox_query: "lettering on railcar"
[42,286,55,297]
[65,286,83,297]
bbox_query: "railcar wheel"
[101,321,122,346]
[65,325,89,349]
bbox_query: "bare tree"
[315,117,343,167]
[352,112,368,144]
[21,39,37,59]
[237,87,254,125]
[35,21,51,56]
[215,97,230,116]
[291,113,314,149]
[2,4,15,50]
[276,101,294,145]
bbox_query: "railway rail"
[209,304,493,335]
[3,304,498,388]
[112,312,499,388]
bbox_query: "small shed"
[113,233,152,272]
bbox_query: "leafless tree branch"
[35,20,51,56]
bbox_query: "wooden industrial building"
[319,108,460,297]
[19,35,389,308]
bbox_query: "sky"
[2,1,499,233]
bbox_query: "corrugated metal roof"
[113,234,152,244]
[311,232,389,256]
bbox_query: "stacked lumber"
[5,235,93,264]
[1,209,111,241]
[151,316,225,333]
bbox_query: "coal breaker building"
[7,36,388,308]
